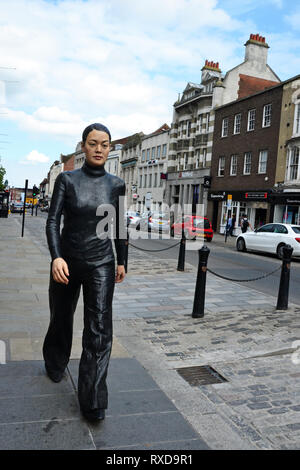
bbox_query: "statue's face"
[81,129,111,167]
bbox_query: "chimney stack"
[244,33,269,66]
[201,60,221,72]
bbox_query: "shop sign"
[245,192,268,199]
[209,194,225,200]
[179,171,193,178]
[287,199,300,204]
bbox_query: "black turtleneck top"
[46,160,126,266]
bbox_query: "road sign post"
[225,194,232,243]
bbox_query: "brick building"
[208,83,283,234]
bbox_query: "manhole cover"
[176,365,227,386]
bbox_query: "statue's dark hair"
[82,123,111,144]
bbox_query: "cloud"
[285,8,300,30]
[20,150,50,165]
[0,0,251,141]
[0,0,298,150]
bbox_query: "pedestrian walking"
[43,123,126,423]
[226,215,233,237]
[241,215,252,233]
[229,214,236,236]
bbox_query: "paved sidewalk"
[1,215,300,450]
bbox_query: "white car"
[236,223,300,258]
[124,211,141,229]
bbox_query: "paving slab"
[1,215,300,450]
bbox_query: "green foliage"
[0,165,6,190]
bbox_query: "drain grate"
[176,365,227,386]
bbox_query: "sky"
[1,0,300,188]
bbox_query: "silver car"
[124,211,141,229]
[140,211,170,233]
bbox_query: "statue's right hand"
[52,258,69,284]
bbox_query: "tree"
[0,164,6,190]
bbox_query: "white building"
[47,160,63,200]
[137,124,170,213]
[166,34,280,216]
[119,132,144,210]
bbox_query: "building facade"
[48,160,63,200]
[208,83,283,234]
[119,132,144,210]
[271,75,300,225]
[166,34,280,218]
[137,124,170,213]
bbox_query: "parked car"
[140,211,170,233]
[125,211,141,229]
[171,215,214,242]
[40,204,49,212]
[10,202,24,213]
[236,223,300,258]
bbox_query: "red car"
[171,215,213,242]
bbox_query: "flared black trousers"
[43,258,115,412]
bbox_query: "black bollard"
[192,245,210,318]
[177,231,186,271]
[124,229,129,273]
[276,244,293,310]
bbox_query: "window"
[230,155,238,176]
[142,150,146,162]
[198,114,203,132]
[206,113,210,132]
[146,149,150,161]
[144,175,147,188]
[234,114,241,134]
[289,147,299,180]
[149,174,152,187]
[258,150,268,174]
[257,224,274,233]
[274,224,288,234]
[195,149,200,168]
[243,152,252,175]
[157,145,161,158]
[295,105,300,135]
[203,148,207,167]
[262,104,272,127]
[221,117,228,137]
[218,156,225,176]
[247,109,256,131]
[184,153,188,170]
[152,147,156,158]
[154,173,157,187]
[162,144,167,157]
[187,120,192,137]
[159,165,163,186]
[139,175,142,187]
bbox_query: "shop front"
[208,190,271,235]
[271,192,300,225]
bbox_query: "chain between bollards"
[192,245,210,318]
[276,244,293,310]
